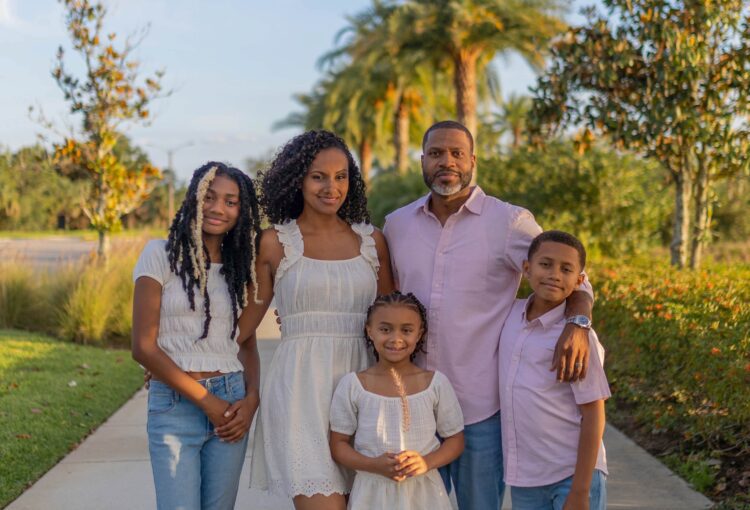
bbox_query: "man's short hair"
[527,230,587,270]
[422,120,474,153]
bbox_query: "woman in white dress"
[241,130,393,510]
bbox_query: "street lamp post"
[150,141,194,222]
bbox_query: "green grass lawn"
[0,330,142,508]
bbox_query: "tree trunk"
[359,138,373,185]
[453,51,478,183]
[689,161,711,269]
[94,168,109,262]
[394,98,410,175]
[97,229,110,262]
[670,172,692,268]
[453,52,478,136]
[512,126,522,149]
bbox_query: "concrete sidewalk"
[8,315,714,509]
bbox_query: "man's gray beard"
[430,181,464,196]
[424,169,473,197]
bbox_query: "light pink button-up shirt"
[499,298,610,487]
[383,186,543,425]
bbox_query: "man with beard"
[383,120,594,510]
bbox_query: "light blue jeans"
[511,469,607,510]
[147,372,249,510]
[439,411,505,510]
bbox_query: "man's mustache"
[434,169,461,178]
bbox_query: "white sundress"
[249,219,378,498]
[329,371,465,510]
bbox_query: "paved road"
[0,237,96,268]
[7,308,713,510]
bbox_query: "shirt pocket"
[521,344,558,390]
[147,387,178,414]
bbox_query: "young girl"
[329,291,465,510]
[131,162,263,510]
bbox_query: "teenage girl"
[132,162,262,510]
[329,291,465,510]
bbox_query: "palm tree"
[397,0,566,140]
[321,1,455,174]
[325,63,393,182]
[497,93,532,149]
[275,71,389,183]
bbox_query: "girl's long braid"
[219,173,263,335]
[365,291,429,434]
[166,162,262,340]
[364,291,429,362]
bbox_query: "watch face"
[569,316,591,327]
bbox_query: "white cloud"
[0,0,16,27]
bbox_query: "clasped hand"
[142,369,258,443]
[372,450,429,482]
[213,392,260,443]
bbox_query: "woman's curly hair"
[165,162,262,340]
[258,130,370,224]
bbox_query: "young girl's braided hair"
[364,291,428,361]
[165,162,262,340]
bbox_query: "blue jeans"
[439,411,505,510]
[511,469,607,510]
[147,372,249,510]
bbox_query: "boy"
[499,231,610,510]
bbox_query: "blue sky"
[1,0,601,180]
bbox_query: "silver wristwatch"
[565,315,592,329]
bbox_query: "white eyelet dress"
[249,219,378,498]
[330,371,464,510]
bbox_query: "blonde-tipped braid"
[192,165,219,295]
[390,367,411,432]
[249,226,263,304]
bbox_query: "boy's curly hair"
[365,291,428,362]
[165,162,262,340]
[258,130,370,224]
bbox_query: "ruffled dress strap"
[273,220,304,284]
[351,222,380,276]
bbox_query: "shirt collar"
[521,295,567,330]
[418,186,486,217]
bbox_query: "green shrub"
[58,243,140,346]
[0,238,143,346]
[367,168,427,227]
[592,257,750,501]
[479,141,672,257]
[0,264,41,330]
[59,267,120,344]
